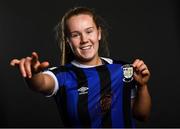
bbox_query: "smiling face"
[66,14,101,65]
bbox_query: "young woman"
[10,7,151,128]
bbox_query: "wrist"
[137,83,148,90]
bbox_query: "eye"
[70,32,80,38]
[86,29,93,34]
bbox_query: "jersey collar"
[71,57,113,68]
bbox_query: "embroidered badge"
[122,64,134,82]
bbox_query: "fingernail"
[23,74,26,77]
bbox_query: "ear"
[98,27,101,40]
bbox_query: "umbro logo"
[78,87,89,95]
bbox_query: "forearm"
[132,84,151,121]
[25,73,54,95]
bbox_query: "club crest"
[121,64,134,82]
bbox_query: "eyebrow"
[70,27,94,34]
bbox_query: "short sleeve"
[42,70,59,97]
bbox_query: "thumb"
[133,72,140,81]
[31,52,49,73]
[38,61,50,71]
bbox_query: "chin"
[80,56,94,62]
[77,55,96,62]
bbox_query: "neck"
[76,56,102,66]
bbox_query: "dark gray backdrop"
[0,0,180,127]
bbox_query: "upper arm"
[42,71,59,97]
[43,74,55,95]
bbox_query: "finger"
[31,52,41,71]
[136,60,144,68]
[31,52,39,64]
[10,59,20,66]
[134,60,145,72]
[138,64,147,72]
[38,61,50,71]
[19,58,26,77]
[132,59,140,68]
[142,69,150,76]
[24,57,33,78]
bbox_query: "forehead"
[66,14,96,31]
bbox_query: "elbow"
[134,114,150,122]
[132,100,152,122]
[133,110,151,122]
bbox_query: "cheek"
[95,42,100,51]
[69,40,79,49]
[93,36,100,48]
[90,33,99,43]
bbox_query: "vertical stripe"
[54,86,71,127]
[107,64,124,127]
[71,66,91,127]
[52,67,71,127]
[83,68,102,127]
[96,66,112,128]
[123,81,133,127]
[65,69,81,127]
[53,66,81,127]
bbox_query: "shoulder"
[101,57,129,65]
[44,64,72,74]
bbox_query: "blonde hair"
[55,7,110,65]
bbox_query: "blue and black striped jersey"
[44,59,136,128]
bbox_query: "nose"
[80,33,88,44]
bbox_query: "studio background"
[0,0,180,127]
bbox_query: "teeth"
[81,46,91,50]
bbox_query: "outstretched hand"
[10,52,49,78]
